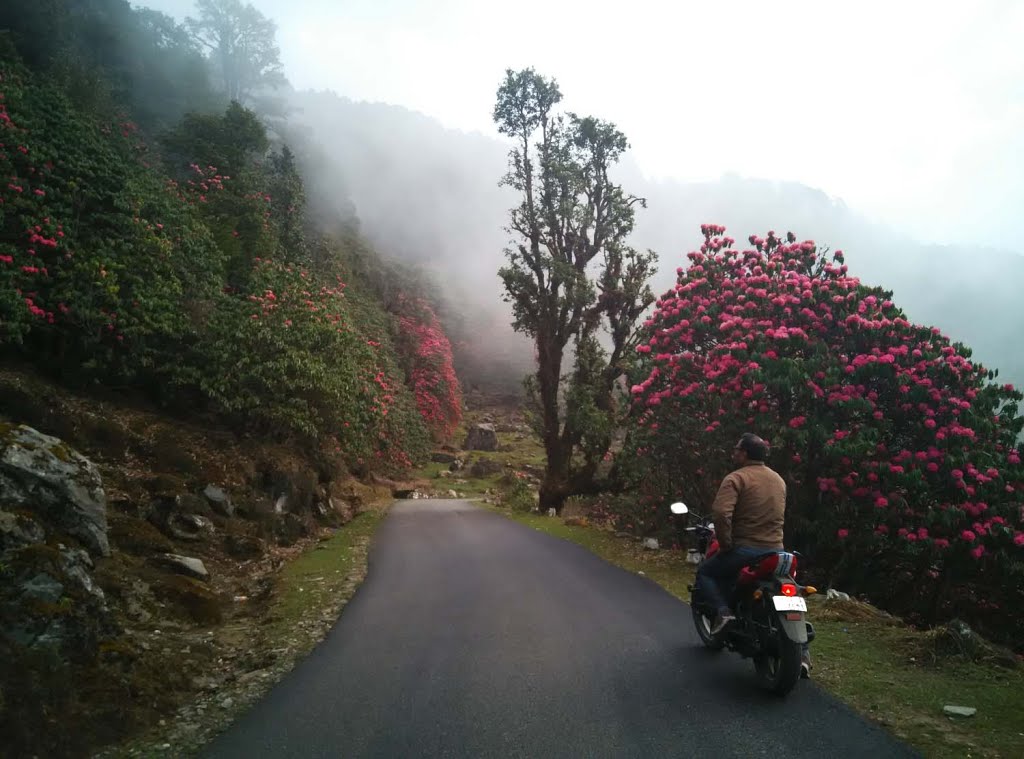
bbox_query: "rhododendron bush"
[626,226,1024,642]
[393,294,463,441]
[0,63,224,375]
[179,259,430,471]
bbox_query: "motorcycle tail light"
[780,583,798,597]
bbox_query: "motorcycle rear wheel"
[754,636,802,695]
[691,603,724,650]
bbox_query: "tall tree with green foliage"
[186,0,286,103]
[493,68,657,511]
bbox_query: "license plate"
[773,596,807,612]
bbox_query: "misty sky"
[141,0,1023,252]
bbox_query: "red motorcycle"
[671,502,816,695]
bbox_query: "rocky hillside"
[0,367,396,756]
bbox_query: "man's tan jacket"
[710,461,786,551]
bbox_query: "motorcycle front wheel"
[691,602,725,650]
[754,636,802,695]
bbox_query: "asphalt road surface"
[205,500,916,758]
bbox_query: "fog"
[138,0,1024,389]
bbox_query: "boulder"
[1,540,116,658]
[469,458,503,478]
[151,553,210,581]
[274,512,308,546]
[167,513,215,542]
[462,424,498,452]
[448,459,465,472]
[0,424,109,556]
[0,510,46,549]
[203,485,234,517]
[224,533,265,559]
[430,452,458,464]
[643,538,660,550]
[943,705,977,718]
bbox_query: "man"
[695,433,811,676]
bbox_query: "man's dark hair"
[738,433,769,461]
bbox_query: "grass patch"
[494,506,1024,759]
[266,508,386,637]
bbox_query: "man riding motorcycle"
[695,432,811,676]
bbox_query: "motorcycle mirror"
[669,502,688,515]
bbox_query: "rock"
[274,512,308,546]
[152,553,210,581]
[614,531,631,539]
[59,546,104,601]
[0,424,109,556]
[469,458,503,478]
[463,424,498,452]
[430,452,458,464]
[448,459,465,472]
[167,513,215,542]
[826,588,851,602]
[438,470,452,479]
[446,490,458,498]
[563,517,587,527]
[546,508,557,517]
[19,572,65,603]
[203,485,234,517]
[943,705,977,718]
[0,510,45,549]
[686,549,703,565]
[643,537,660,550]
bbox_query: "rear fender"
[777,613,808,644]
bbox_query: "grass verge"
[494,506,1024,759]
[266,507,386,640]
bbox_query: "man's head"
[733,433,769,465]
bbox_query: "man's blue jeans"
[695,545,766,613]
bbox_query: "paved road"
[205,500,916,758]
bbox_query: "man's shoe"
[710,612,735,636]
[800,653,812,679]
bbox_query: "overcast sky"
[140,0,1024,251]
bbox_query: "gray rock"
[167,513,215,542]
[826,588,852,602]
[152,553,210,581]
[643,537,660,550]
[203,485,234,517]
[0,510,45,549]
[59,546,104,601]
[430,452,458,464]
[462,424,498,452]
[943,705,977,718]
[19,572,65,603]
[0,424,109,556]
[448,459,465,472]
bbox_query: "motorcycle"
[670,501,816,695]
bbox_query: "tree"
[186,0,286,103]
[493,68,656,511]
[626,225,1024,643]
